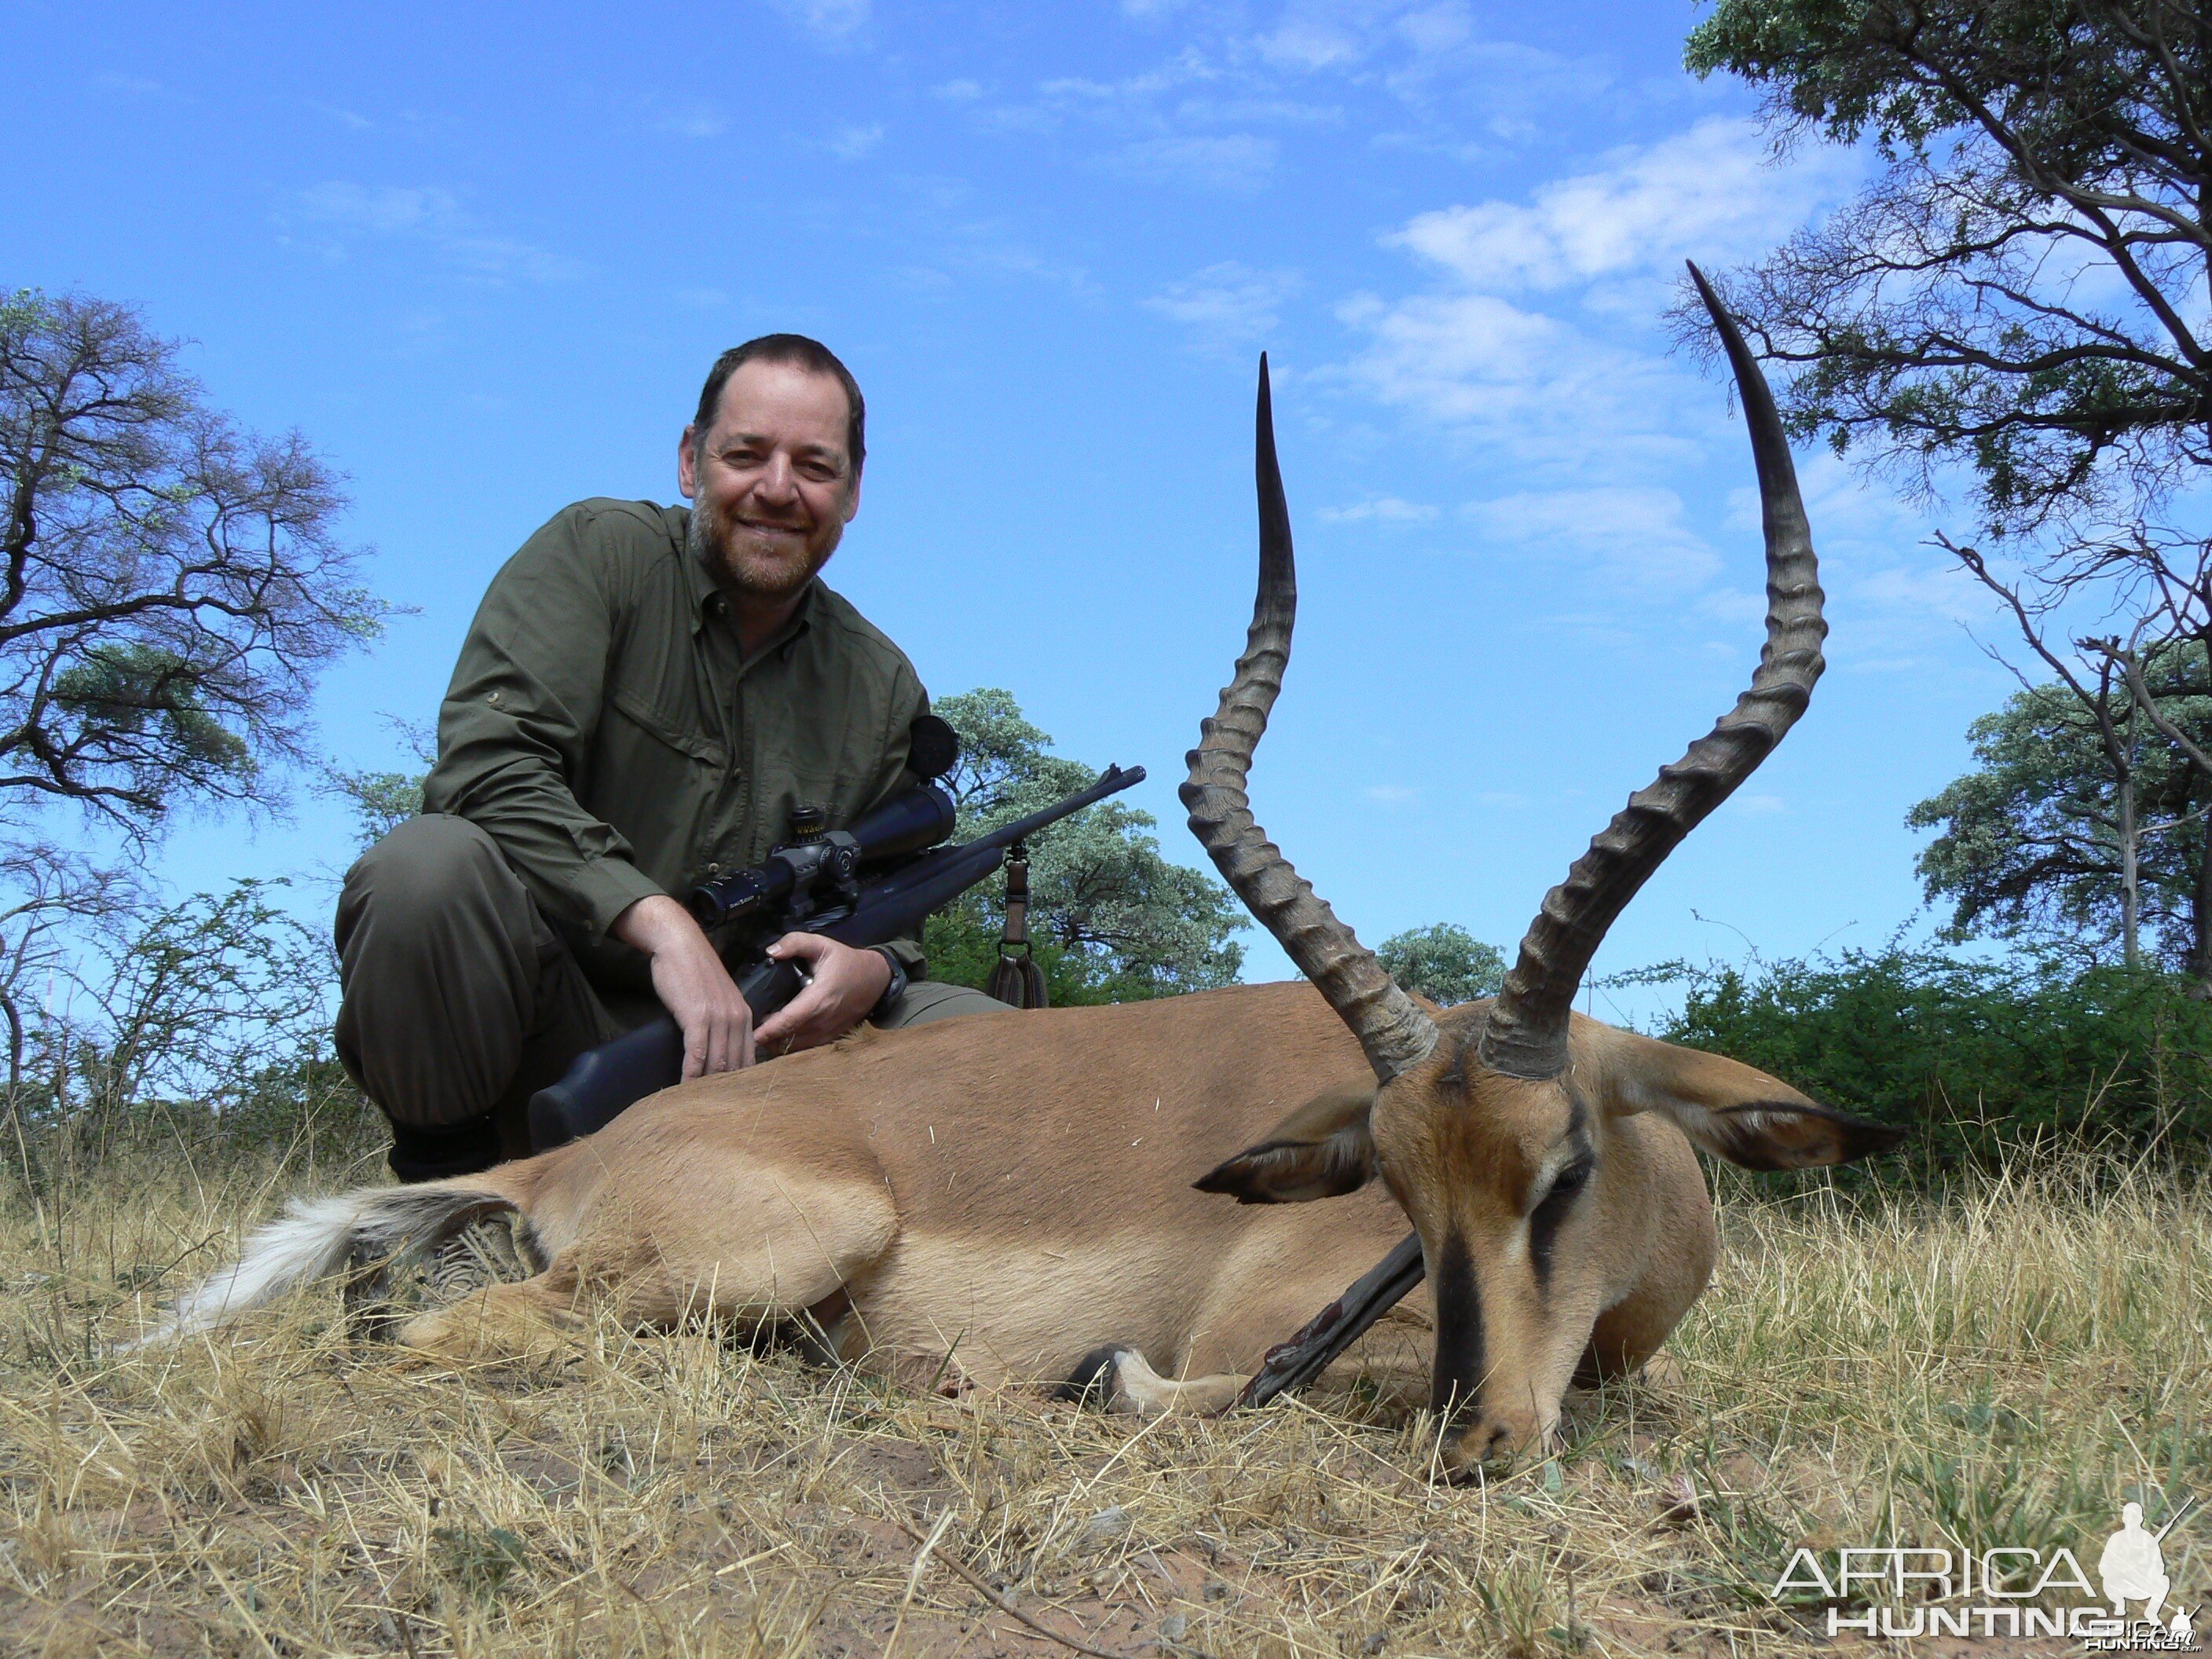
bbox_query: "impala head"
[1181,266,1902,1475]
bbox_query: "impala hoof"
[1054,1345,1132,1407]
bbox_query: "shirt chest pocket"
[606,685,729,771]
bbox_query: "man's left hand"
[753,934,893,1055]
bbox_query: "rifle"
[526,759,1146,1153]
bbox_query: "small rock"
[1082,1506,1132,1550]
[1203,1579,1229,1602]
[1159,1613,1188,1642]
[1362,1632,1388,1654]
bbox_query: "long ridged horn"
[1478,264,1826,1080]
[1182,357,1440,1083]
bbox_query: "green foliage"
[15,879,347,1142]
[0,287,384,1157]
[329,769,427,850]
[1684,1,2137,156]
[52,643,255,795]
[1,287,386,835]
[430,1524,529,1602]
[1907,654,2212,965]
[1655,948,2212,1181]
[1377,923,1507,1007]
[923,688,1244,1004]
[324,718,434,851]
[1682,1,2212,537]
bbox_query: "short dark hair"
[690,334,866,473]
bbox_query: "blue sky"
[8,0,2019,1014]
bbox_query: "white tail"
[138,1182,515,1345]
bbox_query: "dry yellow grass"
[0,1125,2203,1657]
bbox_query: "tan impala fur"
[159,275,1902,1475]
[163,980,1870,1466]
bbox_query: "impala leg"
[396,1263,586,1365]
[1055,1346,1250,1416]
[395,1141,901,1365]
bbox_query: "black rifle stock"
[526,765,1144,1152]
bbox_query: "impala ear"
[1193,1079,1376,1204]
[1585,1026,1906,1171]
[1684,1100,1906,1171]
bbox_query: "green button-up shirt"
[423,497,930,991]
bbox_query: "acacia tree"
[1377,924,1507,1007]
[1686,0,2212,976]
[0,288,385,1112]
[2,289,385,830]
[925,688,1245,1002]
[1910,650,2212,969]
[1686,1,2211,535]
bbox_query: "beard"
[687,489,843,605]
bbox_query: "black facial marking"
[1528,1155,1591,1293]
[1429,1231,1485,1423]
[1528,1096,1594,1295]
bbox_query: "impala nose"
[1441,1411,1553,1478]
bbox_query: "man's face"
[679,358,861,604]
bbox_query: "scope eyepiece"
[688,859,797,930]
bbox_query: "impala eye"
[1537,1158,1591,1211]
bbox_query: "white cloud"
[1332,287,1693,472]
[770,0,870,45]
[933,79,983,101]
[1255,18,1363,70]
[1395,3,1473,53]
[1848,562,1988,627]
[309,101,374,131]
[830,123,884,159]
[654,101,727,140]
[1335,287,1558,416]
[1463,485,1719,588]
[1390,118,1854,292]
[1319,496,1438,524]
[1104,133,1276,192]
[1146,261,1301,346]
[1322,115,1866,493]
[301,181,452,235]
[291,183,585,284]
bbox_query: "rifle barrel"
[971,764,1145,852]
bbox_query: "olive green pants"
[335,814,1007,1180]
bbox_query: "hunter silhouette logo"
[1768,1492,2199,1647]
[2101,1500,2188,1629]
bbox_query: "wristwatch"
[869,947,909,1022]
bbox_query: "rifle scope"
[686,783,958,931]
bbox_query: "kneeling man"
[338,335,1004,1181]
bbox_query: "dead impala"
[156,269,1899,1471]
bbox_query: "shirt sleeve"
[869,660,932,980]
[422,507,666,940]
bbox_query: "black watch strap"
[869,948,909,1020]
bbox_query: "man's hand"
[611,895,754,1079]
[753,934,892,1057]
